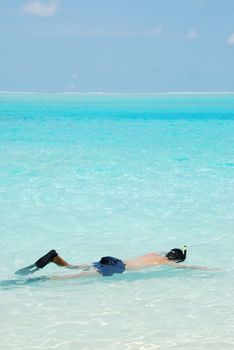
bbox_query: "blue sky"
[1,0,234,92]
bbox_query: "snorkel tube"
[182,245,187,261]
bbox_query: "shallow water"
[0,93,234,349]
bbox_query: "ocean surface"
[0,93,234,350]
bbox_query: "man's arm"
[166,262,217,270]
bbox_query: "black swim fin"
[35,250,58,269]
[15,264,39,276]
[15,250,58,276]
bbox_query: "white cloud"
[185,29,198,40]
[22,0,58,17]
[227,33,234,45]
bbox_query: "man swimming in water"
[15,245,209,279]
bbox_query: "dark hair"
[165,248,187,263]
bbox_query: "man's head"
[165,246,187,263]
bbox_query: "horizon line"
[1,91,234,95]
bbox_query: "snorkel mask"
[166,245,187,263]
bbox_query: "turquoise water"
[0,93,234,350]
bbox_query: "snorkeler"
[15,245,208,279]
